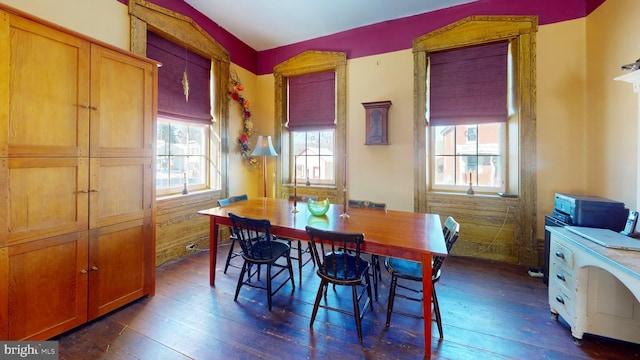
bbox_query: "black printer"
[552,193,628,232]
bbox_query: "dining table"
[198,197,448,357]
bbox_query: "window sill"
[156,189,219,203]
[428,190,517,199]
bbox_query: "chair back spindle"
[310,229,366,282]
[229,213,275,262]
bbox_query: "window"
[427,41,508,193]
[412,16,537,214]
[286,70,337,186]
[144,29,225,197]
[156,118,210,196]
[273,51,347,201]
[432,123,505,191]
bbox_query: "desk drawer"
[550,240,574,269]
[549,282,574,322]
[551,262,575,293]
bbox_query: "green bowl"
[307,198,330,216]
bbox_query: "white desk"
[547,226,640,344]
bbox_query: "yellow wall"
[1,0,129,49]
[228,64,261,198]
[586,0,640,208]
[536,19,588,232]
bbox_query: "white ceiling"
[184,0,477,51]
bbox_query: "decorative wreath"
[229,70,258,166]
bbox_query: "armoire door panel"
[8,232,88,340]
[6,158,89,245]
[88,218,149,319]
[89,44,154,158]
[89,157,152,229]
[2,12,90,158]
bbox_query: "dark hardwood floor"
[55,244,640,359]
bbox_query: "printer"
[552,193,629,232]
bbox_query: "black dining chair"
[348,199,386,301]
[218,194,249,274]
[305,226,373,342]
[229,212,295,311]
[384,216,460,338]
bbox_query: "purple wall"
[120,0,606,75]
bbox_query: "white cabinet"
[547,226,640,345]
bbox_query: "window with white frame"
[286,70,337,187]
[428,41,509,193]
[147,30,221,197]
[432,123,505,191]
[291,130,335,185]
[156,119,210,196]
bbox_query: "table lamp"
[251,135,278,197]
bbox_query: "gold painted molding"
[413,16,539,266]
[273,51,347,203]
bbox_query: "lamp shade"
[251,135,278,156]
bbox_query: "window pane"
[291,129,335,185]
[477,123,503,187]
[156,118,209,195]
[432,122,503,190]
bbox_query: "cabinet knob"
[555,295,565,304]
[555,251,565,259]
[556,273,566,281]
[80,269,88,274]
[91,266,99,271]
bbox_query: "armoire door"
[89,44,155,158]
[88,218,151,319]
[0,11,90,158]
[7,232,88,340]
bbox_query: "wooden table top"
[199,197,448,262]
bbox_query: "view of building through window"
[156,118,209,195]
[291,130,335,185]
[433,122,504,190]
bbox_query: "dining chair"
[384,216,460,338]
[281,195,318,281]
[305,226,373,341]
[348,199,386,301]
[218,194,249,274]
[229,213,295,311]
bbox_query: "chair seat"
[386,257,441,282]
[321,252,370,282]
[246,240,290,262]
[384,216,460,338]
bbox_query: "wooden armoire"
[0,5,157,340]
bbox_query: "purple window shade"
[429,41,508,126]
[147,31,212,123]
[288,71,336,131]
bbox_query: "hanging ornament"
[182,46,189,102]
[182,70,189,102]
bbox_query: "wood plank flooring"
[55,244,640,359]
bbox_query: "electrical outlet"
[185,244,196,251]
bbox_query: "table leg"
[422,253,433,358]
[210,218,219,286]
